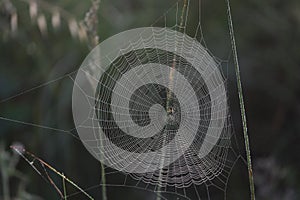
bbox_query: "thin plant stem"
[82,0,108,199]
[225,0,256,199]
[62,173,67,200]
[100,162,107,200]
[1,157,10,200]
[10,146,94,200]
[166,0,188,112]
[156,1,188,200]
[1,173,10,200]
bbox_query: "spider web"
[1,1,246,200]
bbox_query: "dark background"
[0,0,299,199]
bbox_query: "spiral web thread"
[71,1,241,199]
[0,1,244,199]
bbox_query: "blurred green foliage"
[0,0,299,199]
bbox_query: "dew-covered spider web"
[72,0,243,199]
[1,0,248,199]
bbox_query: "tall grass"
[225,0,256,199]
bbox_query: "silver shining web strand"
[72,27,231,188]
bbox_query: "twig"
[41,162,64,198]
[10,145,94,200]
